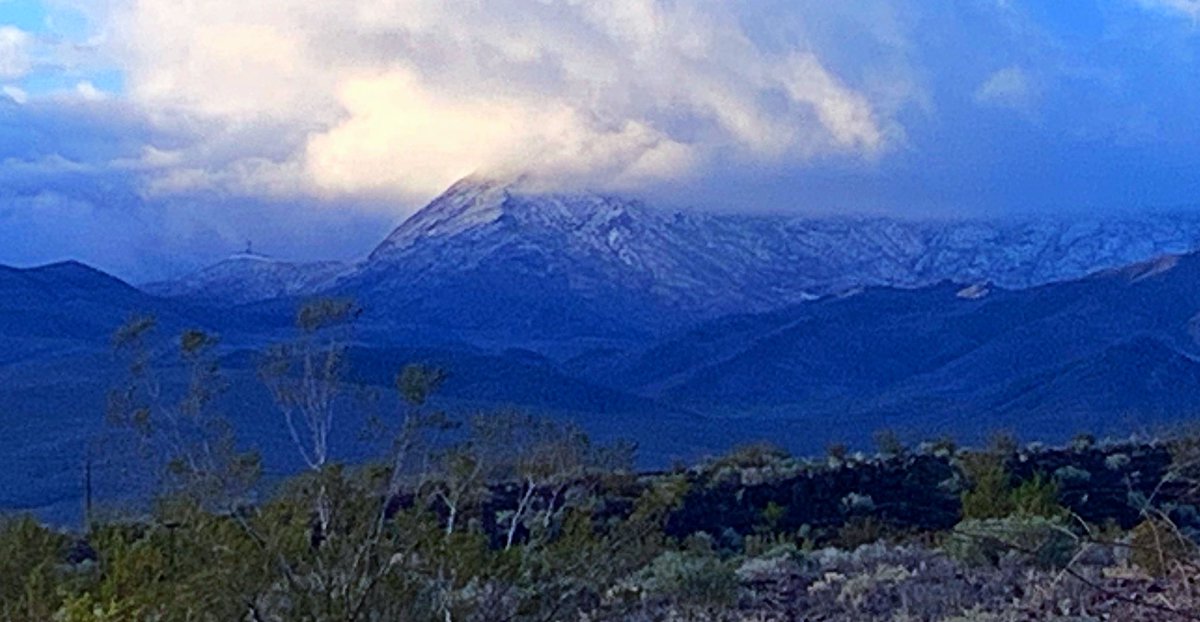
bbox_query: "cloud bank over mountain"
[2,1,1200,278]
[93,0,904,200]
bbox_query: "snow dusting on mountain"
[364,177,1200,317]
[142,253,350,305]
[148,177,1200,321]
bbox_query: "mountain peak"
[1,260,140,294]
[369,175,640,261]
[368,177,516,260]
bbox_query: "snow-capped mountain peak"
[359,177,1200,320]
[369,176,649,261]
[152,177,1200,329]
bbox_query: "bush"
[626,550,738,608]
[0,515,71,621]
[711,442,790,471]
[959,452,1015,520]
[945,516,1077,569]
[827,442,849,462]
[834,516,894,550]
[873,429,907,458]
[960,445,1065,521]
[1129,518,1196,577]
[1010,473,1065,519]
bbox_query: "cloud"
[0,26,32,80]
[304,68,699,197]
[2,84,27,103]
[81,0,904,204]
[974,66,1040,113]
[74,81,106,101]
[4,0,1200,283]
[1136,0,1200,21]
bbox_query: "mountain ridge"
[8,241,1200,519]
[142,254,351,306]
[150,178,1200,340]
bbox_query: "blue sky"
[1,0,1200,281]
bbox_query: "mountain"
[603,251,1200,440]
[0,261,171,361]
[144,177,1200,349]
[371,177,1200,301]
[345,177,1200,344]
[14,179,1200,521]
[143,252,350,305]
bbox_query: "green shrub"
[874,429,907,458]
[711,442,790,470]
[627,550,738,608]
[742,532,797,558]
[959,452,1015,520]
[826,442,849,462]
[0,515,71,621]
[1010,472,1066,519]
[835,516,891,549]
[945,516,1077,569]
[1129,518,1196,577]
[960,445,1065,521]
[757,501,788,533]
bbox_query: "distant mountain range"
[151,177,1200,343]
[610,253,1200,432]
[8,176,1200,520]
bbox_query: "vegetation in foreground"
[4,301,1200,621]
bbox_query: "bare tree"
[108,316,260,511]
[259,297,360,539]
[259,298,360,473]
[464,411,632,550]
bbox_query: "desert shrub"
[945,516,1077,569]
[874,428,907,459]
[841,492,876,514]
[959,452,1015,520]
[960,442,1064,521]
[1129,518,1196,577]
[794,544,1030,621]
[925,434,958,457]
[1071,433,1096,451]
[626,550,738,608]
[827,442,849,462]
[1010,473,1066,519]
[734,550,804,610]
[1105,453,1131,471]
[711,442,790,471]
[742,532,797,558]
[834,516,892,549]
[1054,465,1091,484]
[0,515,72,621]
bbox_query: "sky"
[1,0,1199,281]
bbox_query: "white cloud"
[82,0,905,205]
[1,154,94,175]
[0,26,32,80]
[1137,0,1200,21]
[303,68,699,197]
[974,66,1040,113]
[2,84,27,104]
[74,81,106,101]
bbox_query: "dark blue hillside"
[604,253,1200,439]
[8,252,1200,522]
